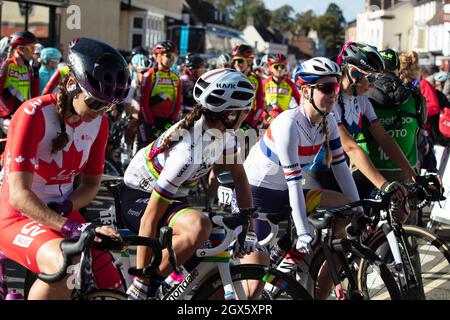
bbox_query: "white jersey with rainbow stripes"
[124,116,237,202]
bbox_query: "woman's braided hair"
[321,115,332,167]
[148,104,205,159]
[51,76,72,153]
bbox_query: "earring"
[67,84,77,93]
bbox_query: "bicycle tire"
[191,264,312,300]
[358,225,450,300]
[87,289,128,300]
[307,244,402,300]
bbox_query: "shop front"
[0,0,68,46]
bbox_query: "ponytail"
[149,105,204,159]
[322,116,332,167]
[51,76,72,153]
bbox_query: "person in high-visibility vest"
[139,40,182,147]
[0,31,39,118]
[261,53,300,128]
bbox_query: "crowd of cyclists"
[0,29,449,300]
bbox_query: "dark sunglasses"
[233,58,246,64]
[310,82,340,95]
[273,64,286,70]
[349,66,377,83]
[83,94,112,111]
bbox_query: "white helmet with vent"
[293,57,341,88]
[194,68,255,112]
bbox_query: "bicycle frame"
[369,217,425,299]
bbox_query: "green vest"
[4,63,31,102]
[358,95,419,170]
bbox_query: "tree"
[229,0,272,31]
[206,0,237,17]
[270,5,295,33]
[314,3,346,56]
[294,9,317,35]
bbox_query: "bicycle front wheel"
[191,264,311,300]
[359,225,450,300]
[308,244,402,300]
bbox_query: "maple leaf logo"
[37,143,84,185]
[15,156,25,163]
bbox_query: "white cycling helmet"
[293,57,341,88]
[217,53,232,68]
[0,36,10,61]
[194,68,255,112]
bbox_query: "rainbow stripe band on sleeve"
[152,184,174,204]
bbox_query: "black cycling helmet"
[153,40,178,56]
[185,54,205,69]
[337,41,385,74]
[379,48,400,72]
[9,30,37,48]
[131,46,148,56]
[67,37,131,104]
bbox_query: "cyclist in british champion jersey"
[302,42,414,204]
[261,53,300,128]
[242,58,362,272]
[121,68,257,300]
[0,38,131,299]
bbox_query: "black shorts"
[119,184,191,234]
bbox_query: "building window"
[130,14,145,49]
[133,17,143,29]
[417,29,426,49]
[145,14,164,49]
[1,1,55,46]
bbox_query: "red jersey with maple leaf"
[0,94,108,222]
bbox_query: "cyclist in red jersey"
[0,31,40,118]
[139,40,182,147]
[231,44,264,130]
[0,37,131,299]
[261,53,300,128]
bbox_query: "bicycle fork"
[382,224,424,299]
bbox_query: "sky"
[263,0,366,22]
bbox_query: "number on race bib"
[218,186,233,205]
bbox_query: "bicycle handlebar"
[196,208,291,258]
[252,206,292,247]
[37,226,178,283]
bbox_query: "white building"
[356,0,415,51]
[413,0,450,66]
[242,18,287,54]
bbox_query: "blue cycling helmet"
[293,57,341,89]
[131,53,152,71]
[40,47,62,63]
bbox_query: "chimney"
[247,17,254,26]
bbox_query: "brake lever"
[160,227,182,275]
